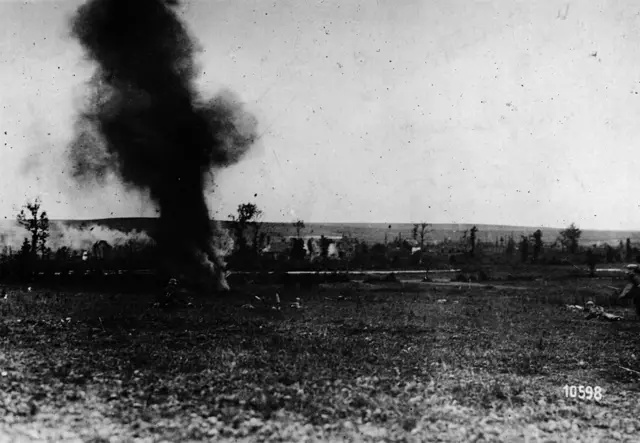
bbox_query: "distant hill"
[51,218,640,246]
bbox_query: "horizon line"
[43,217,640,234]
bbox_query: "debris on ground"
[564,301,623,321]
[3,281,640,442]
[243,293,282,313]
[620,365,640,377]
[585,306,623,321]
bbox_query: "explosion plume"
[68,0,258,290]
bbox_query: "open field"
[54,218,640,246]
[1,274,640,442]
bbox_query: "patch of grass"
[1,280,640,441]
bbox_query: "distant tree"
[558,223,581,254]
[352,241,370,268]
[586,248,597,277]
[252,228,265,256]
[289,238,306,262]
[384,225,392,246]
[604,244,615,263]
[229,203,263,255]
[392,232,404,248]
[469,226,478,257]
[19,237,31,257]
[292,219,305,238]
[460,230,469,250]
[532,229,543,262]
[412,223,432,250]
[520,235,529,263]
[370,243,388,268]
[258,232,267,253]
[319,235,331,259]
[626,238,633,262]
[506,236,515,256]
[17,237,33,279]
[16,198,50,259]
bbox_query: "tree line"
[2,200,638,282]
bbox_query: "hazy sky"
[1,0,640,230]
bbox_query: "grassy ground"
[1,278,640,442]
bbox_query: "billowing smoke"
[304,238,321,262]
[211,221,234,266]
[0,220,152,254]
[68,0,258,290]
[52,224,153,252]
[0,221,28,253]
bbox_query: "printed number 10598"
[562,385,602,401]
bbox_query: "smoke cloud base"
[68,0,258,290]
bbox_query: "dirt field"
[1,277,640,442]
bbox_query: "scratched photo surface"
[1,1,640,442]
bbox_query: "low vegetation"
[1,200,636,286]
[1,279,640,441]
[2,199,640,441]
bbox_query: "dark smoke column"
[69,0,257,291]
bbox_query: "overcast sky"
[1,0,640,230]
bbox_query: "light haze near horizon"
[1,0,639,231]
